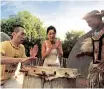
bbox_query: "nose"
[51,35,54,39]
[22,36,25,40]
[23,35,26,39]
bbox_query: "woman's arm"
[41,41,52,59]
[57,41,63,57]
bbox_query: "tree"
[0,11,46,57]
[62,30,84,58]
[1,11,46,38]
[1,15,24,37]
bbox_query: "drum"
[20,66,78,88]
[1,64,17,80]
[1,63,18,85]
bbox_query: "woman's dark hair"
[47,26,56,34]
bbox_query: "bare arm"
[76,52,93,59]
[1,54,36,64]
[41,42,52,60]
[1,56,21,64]
[57,41,63,57]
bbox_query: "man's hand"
[97,61,104,72]
[76,52,86,59]
[30,44,38,57]
[21,57,37,63]
[76,52,93,59]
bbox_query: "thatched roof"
[0,32,10,42]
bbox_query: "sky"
[1,0,104,40]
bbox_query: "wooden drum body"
[20,66,78,88]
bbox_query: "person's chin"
[92,27,97,31]
[90,26,97,30]
[20,40,24,44]
[49,39,53,41]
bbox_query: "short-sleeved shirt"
[0,41,27,84]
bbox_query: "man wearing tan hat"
[76,10,104,88]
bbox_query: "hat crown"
[88,10,100,15]
[83,10,104,20]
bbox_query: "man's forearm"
[86,52,93,56]
[1,56,21,64]
[82,52,93,57]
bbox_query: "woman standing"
[41,26,63,67]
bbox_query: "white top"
[43,41,60,67]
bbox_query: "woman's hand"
[46,45,53,54]
[55,40,63,57]
[54,40,60,49]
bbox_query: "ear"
[11,32,16,37]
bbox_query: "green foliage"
[1,11,46,38]
[1,15,24,37]
[0,11,46,57]
[0,10,86,58]
[62,30,85,58]
[23,37,43,57]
